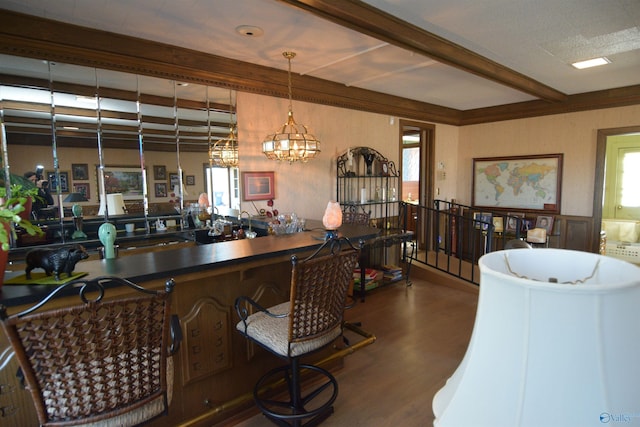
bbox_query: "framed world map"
[472,154,563,214]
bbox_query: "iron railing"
[399,200,529,285]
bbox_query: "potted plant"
[0,187,43,285]
[8,183,42,220]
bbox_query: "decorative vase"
[98,222,117,259]
[362,152,375,175]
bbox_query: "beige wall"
[8,97,640,220]
[456,105,640,217]
[237,92,400,220]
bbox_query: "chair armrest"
[234,296,288,333]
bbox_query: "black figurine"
[25,244,89,281]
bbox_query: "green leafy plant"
[9,184,41,202]
[0,186,43,251]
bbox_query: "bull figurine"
[25,244,89,281]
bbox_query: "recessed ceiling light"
[571,57,611,69]
[236,25,264,37]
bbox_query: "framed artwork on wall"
[169,172,180,189]
[98,165,144,200]
[472,154,563,214]
[48,171,69,193]
[242,171,275,201]
[155,183,167,198]
[71,163,89,180]
[185,175,195,186]
[153,165,166,180]
[536,215,554,234]
[72,182,90,199]
[505,213,524,233]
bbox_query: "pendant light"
[262,51,320,163]
[210,90,239,168]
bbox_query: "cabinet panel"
[182,297,232,385]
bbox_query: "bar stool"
[235,237,361,426]
[0,276,181,427]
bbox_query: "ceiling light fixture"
[262,51,320,164]
[235,25,264,38]
[210,90,239,168]
[571,57,611,69]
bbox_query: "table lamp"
[64,192,88,239]
[322,201,342,240]
[433,249,640,427]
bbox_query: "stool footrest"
[254,363,338,426]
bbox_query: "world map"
[474,158,559,210]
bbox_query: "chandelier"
[209,90,239,168]
[262,51,320,163]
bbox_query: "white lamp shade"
[98,193,127,216]
[433,249,640,427]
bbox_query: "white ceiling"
[1,0,639,110]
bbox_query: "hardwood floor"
[230,269,479,427]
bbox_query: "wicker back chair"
[236,236,362,426]
[342,210,370,226]
[0,276,180,427]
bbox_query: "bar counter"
[0,223,381,427]
[0,223,379,307]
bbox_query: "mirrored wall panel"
[0,53,238,248]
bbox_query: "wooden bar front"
[0,225,379,427]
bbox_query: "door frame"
[398,120,435,208]
[592,125,640,252]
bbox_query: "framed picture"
[153,165,166,180]
[521,218,534,233]
[72,182,90,199]
[472,154,563,214]
[242,171,275,201]
[185,175,195,186]
[155,182,167,198]
[169,172,180,189]
[71,163,89,180]
[474,212,492,230]
[536,215,554,234]
[98,165,144,200]
[48,171,69,193]
[493,216,504,233]
[505,213,524,233]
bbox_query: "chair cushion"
[236,302,342,357]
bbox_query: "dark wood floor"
[232,268,479,427]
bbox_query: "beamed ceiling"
[0,0,639,126]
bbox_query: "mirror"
[0,53,237,248]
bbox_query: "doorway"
[399,120,435,255]
[592,126,640,252]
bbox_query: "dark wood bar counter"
[0,224,381,427]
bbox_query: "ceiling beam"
[278,0,568,103]
[0,9,461,125]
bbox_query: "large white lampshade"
[433,249,640,427]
